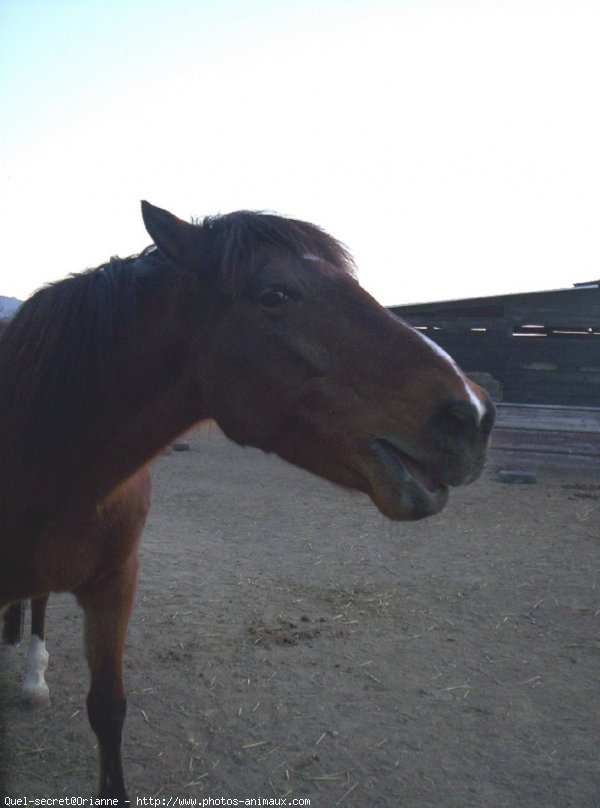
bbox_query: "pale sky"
[1,0,599,305]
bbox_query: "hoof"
[22,684,51,708]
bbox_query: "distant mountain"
[0,296,21,318]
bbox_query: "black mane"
[0,250,161,462]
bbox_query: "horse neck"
[2,271,209,512]
[72,285,208,503]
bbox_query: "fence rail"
[491,404,600,469]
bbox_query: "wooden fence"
[391,284,600,408]
[491,404,600,469]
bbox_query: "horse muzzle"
[368,438,450,520]
[366,395,495,521]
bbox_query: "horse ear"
[141,201,203,272]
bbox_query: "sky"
[1,0,599,306]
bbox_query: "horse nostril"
[428,400,480,447]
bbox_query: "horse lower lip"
[371,438,443,494]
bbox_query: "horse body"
[0,202,494,799]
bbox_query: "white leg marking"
[22,635,50,707]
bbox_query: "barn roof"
[390,282,600,332]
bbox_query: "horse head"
[142,201,494,521]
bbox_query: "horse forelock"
[198,211,356,295]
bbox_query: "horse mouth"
[369,438,449,520]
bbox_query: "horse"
[0,201,495,799]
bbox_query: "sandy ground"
[1,425,599,807]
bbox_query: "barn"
[391,280,600,468]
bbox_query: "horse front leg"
[76,553,139,801]
[22,594,50,706]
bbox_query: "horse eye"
[258,288,289,309]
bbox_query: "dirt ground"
[1,425,598,807]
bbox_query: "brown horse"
[0,202,494,799]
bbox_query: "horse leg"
[2,600,25,645]
[76,553,138,800]
[22,594,50,706]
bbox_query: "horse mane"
[0,211,354,465]
[0,247,165,463]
